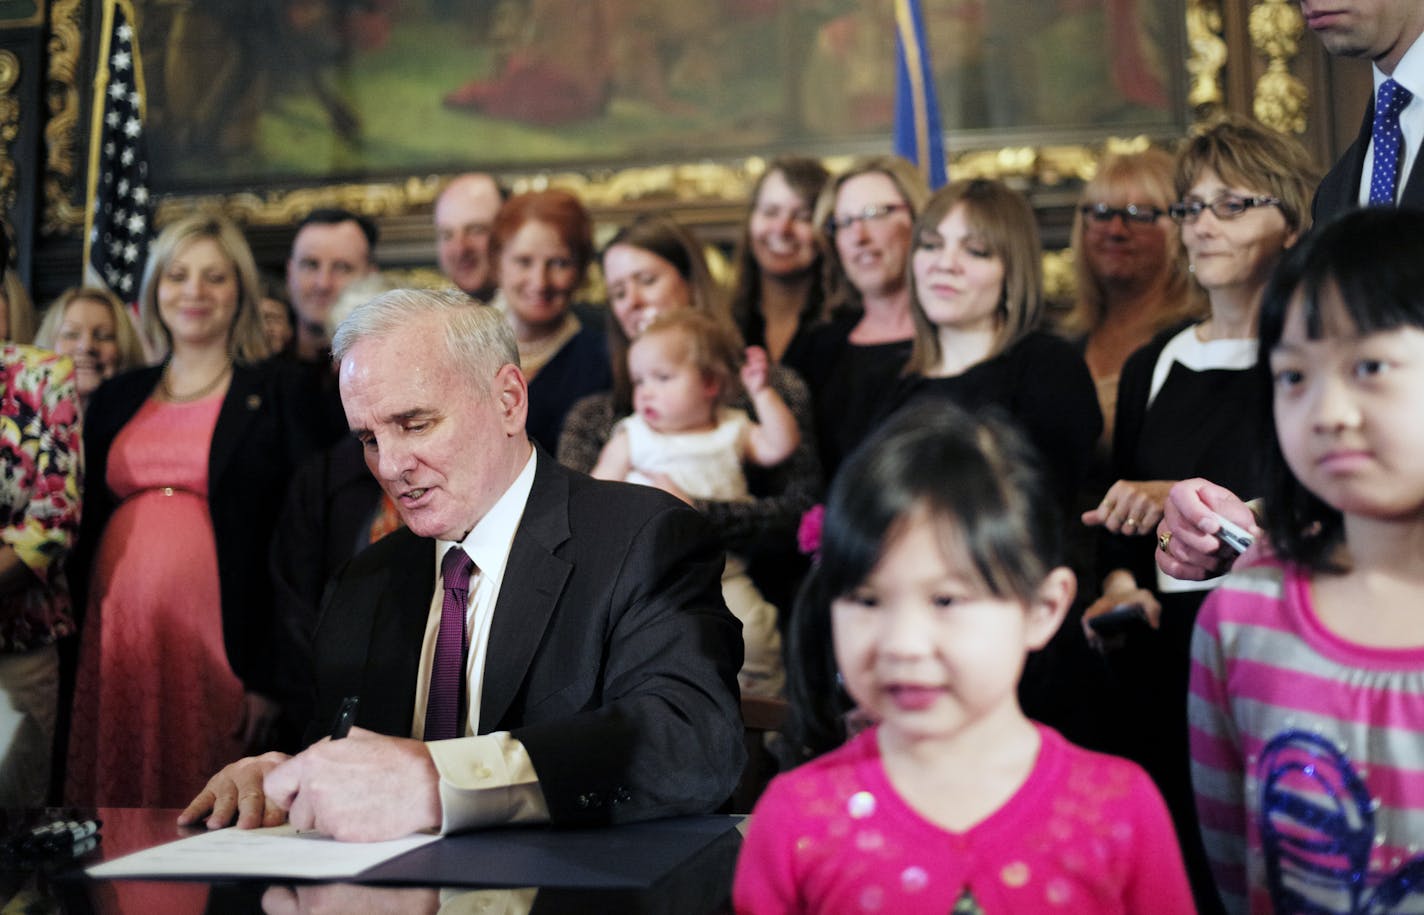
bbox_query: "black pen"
[330,695,360,740]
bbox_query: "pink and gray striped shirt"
[1189,559,1424,915]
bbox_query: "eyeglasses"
[1079,203,1164,225]
[1168,194,1282,223]
[826,203,909,234]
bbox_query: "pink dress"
[68,392,246,807]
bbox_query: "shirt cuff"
[427,731,550,834]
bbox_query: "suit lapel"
[1402,149,1424,208]
[1320,103,1374,221]
[364,531,436,736]
[479,450,573,731]
[1339,96,1424,210]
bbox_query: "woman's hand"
[1081,480,1176,537]
[1080,568,1162,650]
[234,692,282,754]
[1156,478,1261,581]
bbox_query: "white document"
[86,825,441,880]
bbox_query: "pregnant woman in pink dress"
[68,214,320,806]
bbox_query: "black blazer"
[73,360,324,697]
[305,448,746,826]
[1313,96,1424,224]
[269,435,383,747]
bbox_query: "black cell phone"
[1087,602,1150,651]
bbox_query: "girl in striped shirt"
[1189,207,1424,914]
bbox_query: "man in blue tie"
[1307,1,1424,220]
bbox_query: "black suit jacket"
[306,448,746,826]
[73,360,324,696]
[1313,96,1424,224]
[269,435,383,747]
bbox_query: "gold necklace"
[160,359,232,403]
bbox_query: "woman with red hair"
[488,189,611,452]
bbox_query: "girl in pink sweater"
[734,402,1193,914]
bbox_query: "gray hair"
[324,271,396,339]
[331,288,520,386]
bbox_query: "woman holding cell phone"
[1077,117,1315,915]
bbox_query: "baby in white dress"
[592,310,800,697]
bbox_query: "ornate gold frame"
[35,0,1306,236]
[0,2,44,28]
[0,49,19,215]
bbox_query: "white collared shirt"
[409,447,550,832]
[1360,34,1424,206]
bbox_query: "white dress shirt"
[410,447,551,832]
[1360,34,1424,207]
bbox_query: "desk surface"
[3,807,741,914]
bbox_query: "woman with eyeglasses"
[788,156,929,481]
[1059,150,1204,449]
[1056,152,1206,717]
[1079,117,1316,915]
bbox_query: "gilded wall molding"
[1186,0,1228,118]
[0,49,19,215]
[41,0,81,234]
[1249,0,1308,134]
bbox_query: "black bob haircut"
[1257,207,1424,571]
[785,400,1063,758]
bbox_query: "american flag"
[83,0,152,302]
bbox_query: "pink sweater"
[734,724,1192,914]
[1190,560,1424,915]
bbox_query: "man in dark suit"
[1306,0,1424,222]
[181,290,744,841]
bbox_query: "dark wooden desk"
[3,808,741,914]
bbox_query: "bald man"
[435,174,505,301]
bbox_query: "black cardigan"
[72,360,325,697]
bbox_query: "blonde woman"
[791,155,929,478]
[67,213,323,807]
[1060,150,1205,447]
[34,287,147,412]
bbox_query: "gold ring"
[1125,517,1138,528]
[1158,530,1172,551]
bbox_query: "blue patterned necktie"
[1369,79,1413,206]
[425,546,475,741]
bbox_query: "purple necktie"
[1369,79,1413,206]
[424,546,475,741]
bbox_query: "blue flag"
[893,0,947,188]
